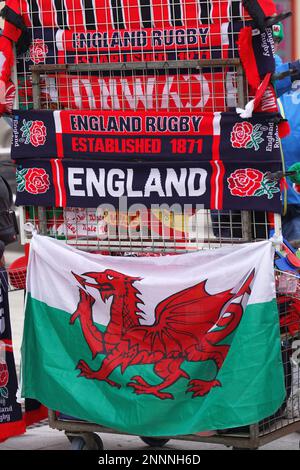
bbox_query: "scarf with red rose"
[15,1,277,115]
[14,157,282,213]
[11,109,282,162]
[0,267,26,442]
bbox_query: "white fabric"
[27,234,276,326]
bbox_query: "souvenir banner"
[17,70,232,112]
[17,25,231,69]
[20,0,253,30]
[11,110,281,161]
[18,22,275,75]
[0,268,26,442]
[21,234,285,435]
[15,159,282,212]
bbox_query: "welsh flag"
[21,234,285,436]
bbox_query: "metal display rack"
[13,0,300,449]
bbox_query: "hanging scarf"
[0,0,31,115]
[242,0,277,31]
[18,20,275,71]
[0,267,26,442]
[11,109,282,163]
[20,0,253,29]
[14,158,282,212]
[18,70,231,112]
[16,18,276,116]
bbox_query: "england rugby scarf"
[19,20,275,74]
[17,20,276,115]
[20,0,255,29]
[11,109,282,162]
[21,234,285,435]
[17,71,231,113]
[15,158,282,212]
[0,267,25,442]
[19,0,276,30]
[3,1,277,114]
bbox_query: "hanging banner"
[15,159,282,212]
[18,25,230,70]
[17,22,275,75]
[21,0,253,30]
[0,268,26,442]
[22,234,285,436]
[16,2,276,114]
[11,110,281,161]
[17,70,232,112]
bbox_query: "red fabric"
[257,0,277,16]
[280,177,289,192]
[24,405,48,427]
[64,0,85,29]
[0,420,26,443]
[256,82,278,114]
[253,74,273,110]
[294,184,300,194]
[13,0,254,29]
[267,212,274,228]
[0,1,26,115]
[19,0,32,27]
[36,0,57,27]
[0,81,16,115]
[243,0,277,20]
[4,0,21,15]
[8,256,27,289]
[280,298,300,337]
[0,35,16,114]
[122,0,142,28]
[278,120,291,139]
[237,27,260,90]
[54,72,227,112]
[1,0,22,42]
[24,243,30,263]
[0,36,14,83]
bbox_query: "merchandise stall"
[1,0,299,449]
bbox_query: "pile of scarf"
[0,0,287,116]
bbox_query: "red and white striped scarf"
[19,0,255,30]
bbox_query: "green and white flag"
[22,234,285,436]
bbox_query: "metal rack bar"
[30,59,242,73]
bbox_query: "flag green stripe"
[21,294,285,436]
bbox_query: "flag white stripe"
[54,159,63,206]
[27,234,276,328]
[214,161,221,209]
[53,110,62,133]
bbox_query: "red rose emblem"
[228,169,264,197]
[25,168,50,194]
[0,362,9,388]
[29,120,47,147]
[29,39,49,64]
[230,122,253,148]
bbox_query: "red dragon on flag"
[70,268,254,400]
